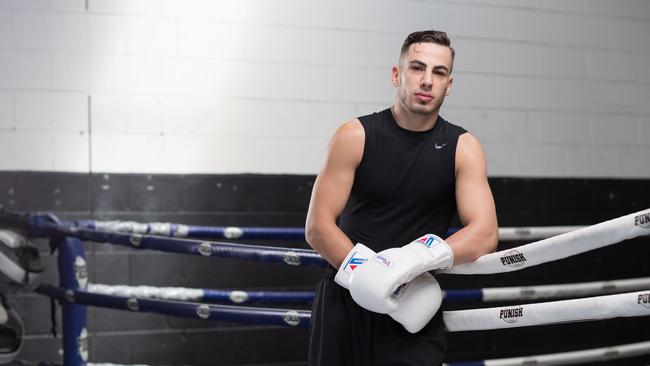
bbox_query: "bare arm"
[305,120,364,268]
[445,133,499,264]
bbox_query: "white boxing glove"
[348,234,453,314]
[335,243,443,333]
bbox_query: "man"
[305,30,498,365]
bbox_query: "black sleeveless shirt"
[339,108,467,252]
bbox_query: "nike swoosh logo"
[434,143,448,149]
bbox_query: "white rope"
[498,226,583,241]
[0,251,37,284]
[0,230,26,249]
[87,284,203,301]
[92,221,189,237]
[442,209,650,275]
[91,221,587,241]
[443,290,650,332]
[483,340,650,366]
[482,277,650,301]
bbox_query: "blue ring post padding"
[202,290,315,304]
[57,237,87,366]
[443,289,484,301]
[36,285,312,329]
[64,228,328,267]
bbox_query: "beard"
[401,92,445,115]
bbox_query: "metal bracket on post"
[57,236,88,366]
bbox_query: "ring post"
[57,236,89,366]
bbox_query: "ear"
[391,66,400,87]
[444,75,453,96]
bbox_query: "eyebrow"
[407,60,450,73]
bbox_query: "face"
[392,42,454,115]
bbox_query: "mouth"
[415,93,433,102]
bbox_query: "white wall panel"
[88,15,126,53]
[452,74,650,114]
[0,130,88,171]
[92,132,329,174]
[608,18,650,52]
[511,144,569,177]
[586,0,650,19]
[50,0,86,12]
[0,1,648,178]
[14,92,87,131]
[125,17,177,56]
[92,94,163,133]
[13,11,87,51]
[638,118,650,147]
[564,145,619,178]
[590,50,650,83]
[0,0,49,10]
[531,112,591,145]
[0,50,50,89]
[450,0,586,13]
[89,0,162,16]
[0,10,11,47]
[589,114,642,146]
[159,97,354,138]
[616,146,650,177]
[52,52,90,90]
[176,21,400,68]
[0,92,12,128]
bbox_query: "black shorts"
[308,268,446,366]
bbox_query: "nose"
[420,72,433,90]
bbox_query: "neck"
[391,99,440,132]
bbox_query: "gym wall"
[0,1,649,365]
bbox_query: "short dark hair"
[400,30,455,68]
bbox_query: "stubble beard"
[403,93,445,116]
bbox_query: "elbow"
[470,226,499,260]
[484,227,499,254]
[305,217,325,249]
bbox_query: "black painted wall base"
[1,171,649,365]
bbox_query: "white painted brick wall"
[0,0,648,177]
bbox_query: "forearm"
[445,221,498,264]
[305,221,354,268]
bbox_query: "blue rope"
[37,285,311,329]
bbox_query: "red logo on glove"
[416,234,439,248]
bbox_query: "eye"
[410,65,424,71]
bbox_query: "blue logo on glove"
[416,234,440,248]
[344,252,368,272]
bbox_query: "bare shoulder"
[457,132,482,152]
[333,119,364,142]
[456,132,487,174]
[328,119,365,166]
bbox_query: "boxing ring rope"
[446,276,650,302]
[443,290,650,332]
[86,283,315,304]
[0,208,648,365]
[36,283,650,333]
[12,209,650,271]
[36,284,311,328]
[79,340,650,366]
[0,229,39,283]
[72,218,584,241]
[444,340,650,366]
[80,276,650,304]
